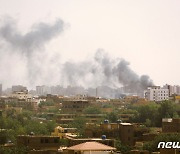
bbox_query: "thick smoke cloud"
[0,17,153,95]
[62,49,154,94]
[0,17,64,85]
[0,17,64,54]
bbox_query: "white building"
[144,86,169,101]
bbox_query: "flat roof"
[120,123,132,126]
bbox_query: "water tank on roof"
[117,119,122,123]
[102,135,106,140]
[104,119,109,124]
[29,132,35,136]
[7,140,12,144]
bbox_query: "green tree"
[159,101,175,117]
[131,103,159,126]
[69,117,87,137]
[115,139,132,153]
[24,121,49,135]
[173,112,179,118]
[156,100,176,126]
[105,111,119,123]
[145,119,152,127]
[0,146,28,154]
[45,120,56,132]
[0,130,8,144]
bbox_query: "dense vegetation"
[130,101,180,127]
[0,110,56,144]
[0,99,180,154]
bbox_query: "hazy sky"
[0,0,180,88]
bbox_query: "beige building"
[11,91,32,102]
[62,100,90,113]
[17,135,60,151]
[56,114,76,124]
[162,118,180,133]
[51,126,77,139]
[160,148,180,154]
[85,122,135,146]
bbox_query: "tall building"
[162,118,180,133]
[36,85,51,96]
[144,86,169,101]
[163,84,180,96]
[0,84,2,96]
[36,86,44,96]
[12,85,27,93]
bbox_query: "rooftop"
[120,123,132,126]
[67,141,116,151]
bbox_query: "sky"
[0,0,180,89]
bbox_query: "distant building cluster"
[0,82,180,154]
[163,84,180,96]
[0,83,180,102]
[35,85,125,98]
[144,84,180,102]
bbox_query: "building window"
[45,139,49,143]
[40,139,44,143]
[54,138,59,143]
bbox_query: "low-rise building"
[129,150,149,154]
[11,91,32,102]
[160,148,180,154]
[175,95,180,103]
[61,100,90,113]
[82,114,105,123]
[51,126,77,139]
[162,118,180,133]
[56,114,76,124]
[85,121,135,146]
[17,135,60,151]
[56,113,105,124]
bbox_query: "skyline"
[0,0,180,89]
